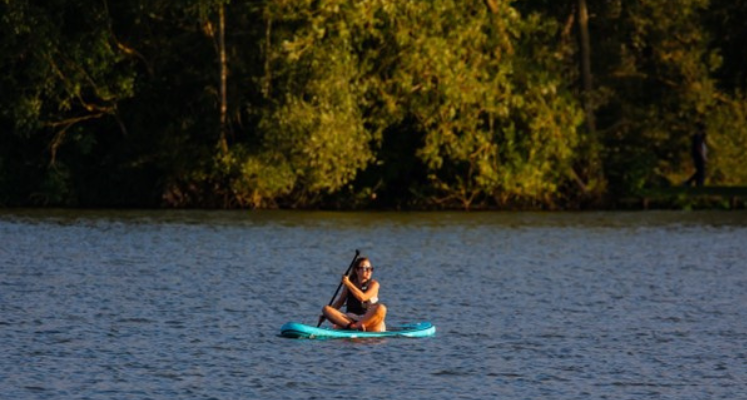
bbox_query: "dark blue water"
[2,210,746,399]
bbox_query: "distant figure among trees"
[684,123,707,187]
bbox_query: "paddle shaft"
[317,249,360,327]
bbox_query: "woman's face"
[356,260,373,282]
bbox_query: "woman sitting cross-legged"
[321,257,387,332]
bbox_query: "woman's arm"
[343,278,379,302]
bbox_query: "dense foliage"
[1,0,745,209]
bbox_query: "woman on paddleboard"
[321,257,387,332]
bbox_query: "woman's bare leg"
[354,303,387,332]
[322,305,355,329]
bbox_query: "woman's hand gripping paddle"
[317,250,360,327]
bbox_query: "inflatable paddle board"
[280,321,435,339]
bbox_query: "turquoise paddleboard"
[280,321,436,339]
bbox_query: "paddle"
[317,249,360,327]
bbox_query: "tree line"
[2,0,746,209]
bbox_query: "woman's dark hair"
[355,257,371,268]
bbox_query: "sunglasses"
[357,266,374,272]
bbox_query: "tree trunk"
[578,0,595,134]
[218,4,228,154]
[263,17,272,98]
[575,0,607,198]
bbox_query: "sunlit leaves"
[248,0,586,208]
[376,1,582,207]
[708,95,747,185]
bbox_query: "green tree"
[237,0,584,209]
[562,0,719,194]
[706,95,747,185]
[1,0,137,205]
[213,0,374,208]
[99,0,267,207]
[523,0,747,193]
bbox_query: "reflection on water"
[1,210,746,399]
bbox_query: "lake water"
[1,210,746,399]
